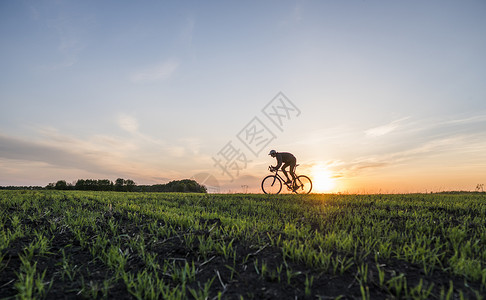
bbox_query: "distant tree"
[55,180,69,190]
[162,179,207,193]
[73,179,114,191]
[84,179,92,190]
[175,183,184,192]
[75,179,86,190]
[98,179,114,191]
[115,178,125,191]
[137,184,165,192]
[113,178,136,192]
[125,179,136,192]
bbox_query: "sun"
[310,166,336,193]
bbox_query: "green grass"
[0,190,485,299]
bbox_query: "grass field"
[0,191,485,299]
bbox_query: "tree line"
[46,178,137,192]
[136,179,208,193]
[0,178,207,193]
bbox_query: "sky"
[1,0,485,193]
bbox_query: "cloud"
[0,129,182,186]
[130,59,179,83]
[365,117,409,137]
[445,114,486,125]
[179,17,195,47]
[335,132,486,180]
[299,113,486,184]
[118,113,139,134]
[0,120,217,186]
[278,1,304,27]
[168,146,186,158]
[115,113,171,149]
[0,132,118,175]
[37,4,91,70]
[28,5,40,20]
[293,1,303,23]
[319,159,389,178]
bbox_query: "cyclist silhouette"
[268,150,297,184]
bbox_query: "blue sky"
[1,0,485,192]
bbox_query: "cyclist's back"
[275,152,296,166]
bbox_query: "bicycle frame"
[269,168,299,190]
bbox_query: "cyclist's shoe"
[285,180,292,184]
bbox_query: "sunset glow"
[310,165,336,193]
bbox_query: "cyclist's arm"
[273,155,282,170]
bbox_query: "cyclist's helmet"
[269,150,277,157]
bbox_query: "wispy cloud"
[292,1,303,23]
[115,113,167,148]
[365,117,410,137]
[179,17,195,47]
[314,159,389,179]
[130,59,179,83]
[0,128,183,185]
[332,133,486,180]
[300,113,486,185]
[278,0,304,27]
[28,5,40,21]
[0,115,213,185]
[0,132,119,175]
[36,4,92,70]
[117,113,139,134]
[444,114,486,126]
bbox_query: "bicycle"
[261,165,312,194]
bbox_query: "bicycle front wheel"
[261,175,282,194]
[294,175,312,194]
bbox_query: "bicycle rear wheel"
[261,175,282,194]
[293,175,312,194]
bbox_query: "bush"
[137,179,207,193]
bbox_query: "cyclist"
[268,150,297,184]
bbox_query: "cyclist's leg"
[290,162,297,181]
[281,163,291,183]
[289,157,297,181]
